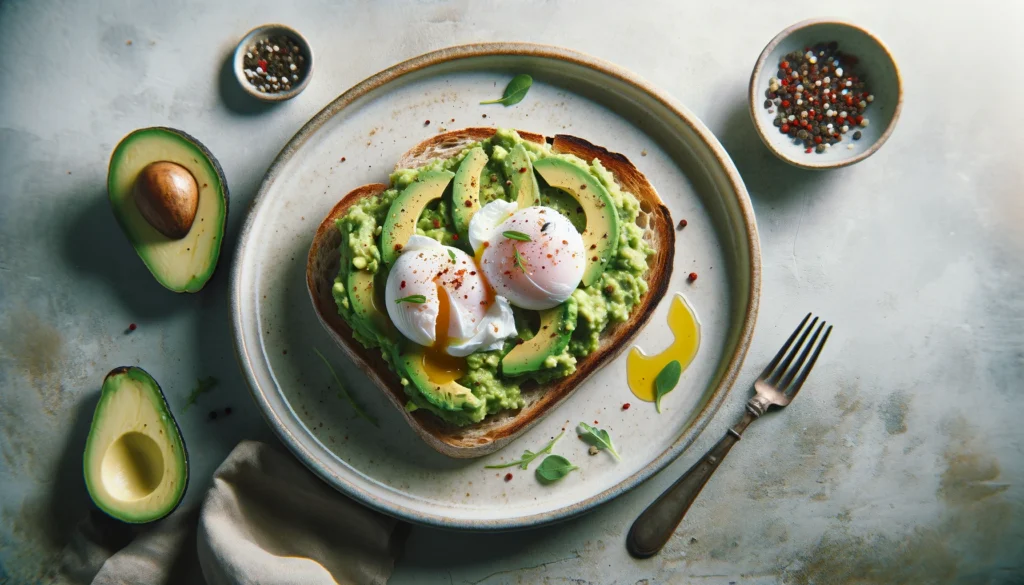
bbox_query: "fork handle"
[626,411,757,558]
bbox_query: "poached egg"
[384,235,516,358]
[470,202,586,310]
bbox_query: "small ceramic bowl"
[233,24,313,102]
[749,19,902,170]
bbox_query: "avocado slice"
[347,268,395,342]
[502,298,577,376]
[83,367,188,524]
[107,127,229,293]
[451,147,488,241]
[398,349,484,414]
[504,143,539,208]
[381,170,455,265]
[533,157,620,286]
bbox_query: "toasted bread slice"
[307,128,674,458]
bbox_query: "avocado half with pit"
[83,367,188,523]
[107,127,229,293]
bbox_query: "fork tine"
[779,321,825,391]
[759,313,811,380]
[768,316,818,385]
[787,325,833,397]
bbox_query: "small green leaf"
[480,74,533,106]
[576,422,621,460]
[513,246,528,273]
[404,401,419,412]
[447,249,457,263]
[503,230,532,242]
[654,360,682,413]
[536,455,578,483]
[484,431,564,469]
[183,376,218,411]
[395,294,427,304]
[315,348,379,427]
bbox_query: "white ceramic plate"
[231,43,760,529]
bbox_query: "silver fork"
[626,313,833,558]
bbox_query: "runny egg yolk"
[626,294,700,402]
[474,242,496,309]
[422,282,467,384]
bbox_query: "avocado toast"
[307,128,674,458]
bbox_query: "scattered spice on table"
[504,473,513,482]
[622,403,631,410]
[677,219,688,230]
[688,272,698,282]
[242,35,306,94]
[764,41,873,154]
[126,323,137,333]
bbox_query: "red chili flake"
[518,167,527,173]
[805,147,813,153]
[257,59,267,70]
[593,420,599,424]
[504,473,513,482]
[676,219,687,230]
[400,280,406,289]
[393,244,402,251]
[688,272,698,282]
[452,234,459,240]
[424,120,430,126]
[340,157,346,162]
[127,323,137,332]
[432,218,440,228]
[464,200,473,207]
[622,403,631,410]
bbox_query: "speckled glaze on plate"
[230,43,760,530]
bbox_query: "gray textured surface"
[1,0,1022,583]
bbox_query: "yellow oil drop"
[627,294,700,402]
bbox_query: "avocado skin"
[107,127,230,293]
[83,366,189,524]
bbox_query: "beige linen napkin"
[63,440,406,585]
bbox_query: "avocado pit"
[133,161,199,239]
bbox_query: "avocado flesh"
[504,143,539,208]
[451,147,488,241]
[83,367,188,524]
[533,157,620,286]
[381,170,455,265]
[502,298,576,376]
[398,349,483,413]
[108,127,228,293]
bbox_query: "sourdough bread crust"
[307,128,674,457]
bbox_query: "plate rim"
[230,41,761,530]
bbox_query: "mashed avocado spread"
[332,129,653,426]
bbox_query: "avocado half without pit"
[83,367,188,523]
[108,127,229,293]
